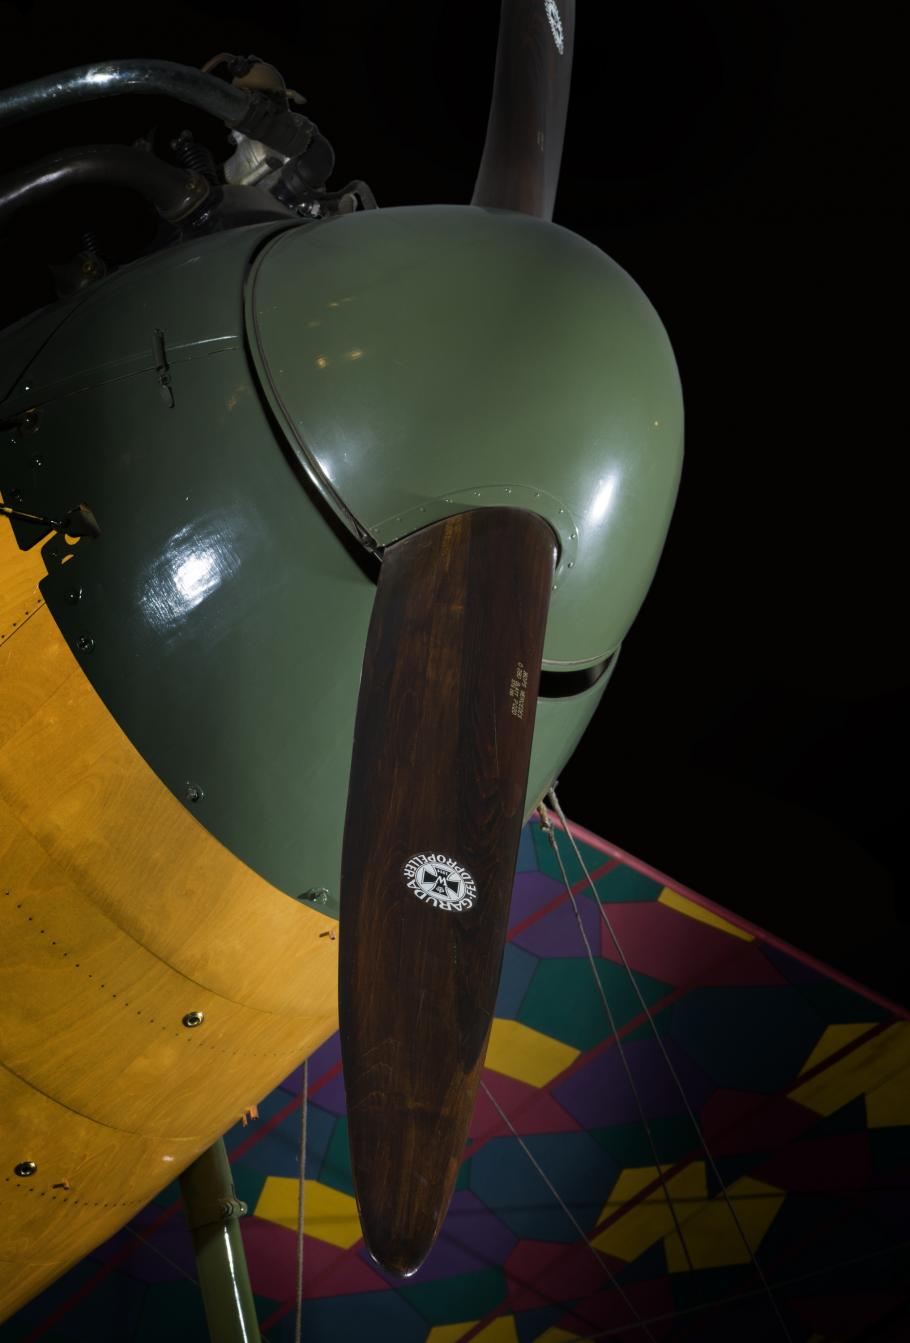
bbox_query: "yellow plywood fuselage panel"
[0,525,340,1322]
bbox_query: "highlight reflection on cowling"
[138,517,242,633]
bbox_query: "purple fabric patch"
[512,886,602,958]
[554,1037,715,1129]
[366,1191,517,1283]
[508,871,568,933]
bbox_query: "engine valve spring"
[171,131,219,186]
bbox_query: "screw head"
[14,1161,37,1178]
[65,587,83,604]
[182,1011,204,1028]
[184,782,203,804]
[75,634,94,654]
[299,888,329,905]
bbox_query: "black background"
[1,2,905,1002]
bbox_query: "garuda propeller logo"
[403,853,477,912]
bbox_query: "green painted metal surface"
[29,343,369,919]
[247,205,684,668]
[178,1139,261,1343]
[2,223,619,915]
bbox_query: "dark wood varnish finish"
[472,0,576,221]
[339,508,556,1275]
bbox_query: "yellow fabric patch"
[866,1063,910,1127]
[799,1022,878,1075]
[485,1018,580,1087]
[658,888,753,940]
[426,1324,480,1343]
[473,1317,520,1343]
[593,1163,707,1261]
[789,1022,910,1118]
[254,1176,361,1249]
[664,1177,785,1272]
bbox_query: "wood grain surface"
[339,507,556,1274]
[471,0,576,221]
[0,521,339,1322]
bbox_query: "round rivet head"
[184,782,203,804]
[65,587,83,605]
[75,634,94,654]
[14,1161,37,1178]
[182,1011,204,1028]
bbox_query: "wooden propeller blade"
[472,0,576,221]
[339,508,556,1275]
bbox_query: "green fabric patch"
[232,1165,267,1213]
[798,979,890,1023]
[624,1003,674,1044]
[591,863,663,904]
[134,1280,206,1342]
[318,1116,355,1195]
[868,1125,910,1174]
[589,1113,697,1166]
[518,957,669,1051]
[530,820,607,885]
[532,818,660,902]
[400,1267,506,1325]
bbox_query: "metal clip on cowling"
[0,501,100,538]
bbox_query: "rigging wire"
[535,803,694,1272]
[546,1236,910,1341]
[546,789,795,1343]
[293,1058,308,1343]
[123,1226,274,1343]
[479,1078,658,1343]
[124,1223,198,1286]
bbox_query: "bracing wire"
[535,803,694,1272]
[479,1079,659,1343]
[546,788,794,1343]
[293,1058,308,1343]
[124,1224,198,1286]
[543,1236,910,1341]
[124,1226,274,1343]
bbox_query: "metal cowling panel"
[246,203,683,668]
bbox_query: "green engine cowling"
[248,204,683,669]
[0,205,682,917]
